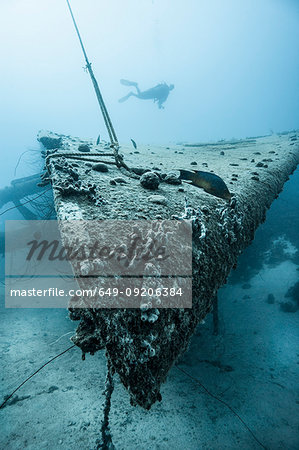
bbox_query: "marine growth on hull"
[38,130,299,411]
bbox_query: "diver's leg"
[118,92,138,103]
[133,84,141,95]
[121,80,141,94]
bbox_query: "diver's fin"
[120,79,138,87]
[118,93,133,103]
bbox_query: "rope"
[96,358,115,449]
[45,153,118,167]
[66,0,130,171]
[0,345,76,410]
[176,365,267,449]
[0,188,52,217]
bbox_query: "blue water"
[0,1,299,449]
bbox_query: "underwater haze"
[1,0,299,185]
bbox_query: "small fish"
[131,138,137,149]
[96,134,101,145]
[179,169,231,200]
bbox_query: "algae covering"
[40,130,299,409]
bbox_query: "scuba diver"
[118,79,174,109]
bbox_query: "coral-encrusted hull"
[41,130,299,409]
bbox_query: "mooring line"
[0,344,76,410]
[176,365,267,449]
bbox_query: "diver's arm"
[157,91,169,108]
